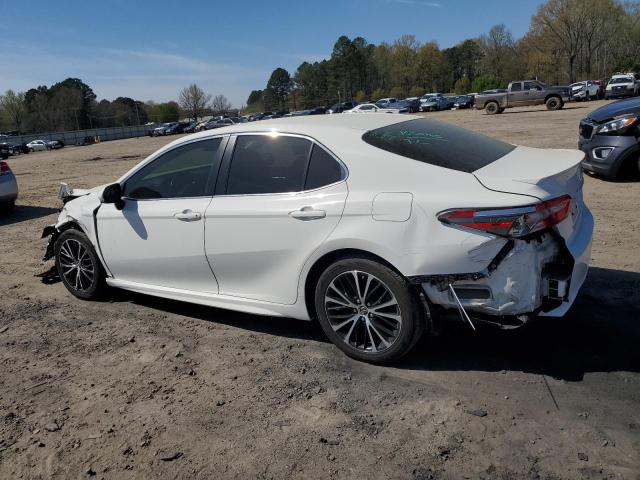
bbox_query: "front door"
[97,137,226,292]
[205,134,348,304]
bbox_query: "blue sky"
[0,0,544,106]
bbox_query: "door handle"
[174,209,202,221]
[289,206,326,221]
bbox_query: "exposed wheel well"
[615,148,640,179]
[303,248,404,321]
[545,94,562,102]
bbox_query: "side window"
[511,82,522,92]
[124,138,222,200]
[227,135,312,195]
[304,145,344,190]
[523,82,535,90]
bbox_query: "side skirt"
[105,278,312,321]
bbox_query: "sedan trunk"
[472,146,584,201]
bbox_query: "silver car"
[0,160,18,211]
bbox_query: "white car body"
[605,73,640,98]
[26,140,48,151]
[344,103,385,113]
[48,115,593,336]
[570,81,599,100]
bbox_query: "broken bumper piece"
[414,207,593,323]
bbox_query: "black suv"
[579,98,640,179]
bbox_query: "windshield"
[362,118,515,173]
[610,78,633,84]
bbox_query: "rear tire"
[485,101,500,115]
[55,229,107,300]
[314,257,424,364]
[546,96,562,110]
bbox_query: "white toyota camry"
[43,115,593,363]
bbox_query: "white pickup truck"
[605,73,640,99]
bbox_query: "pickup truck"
[474,80,572,114]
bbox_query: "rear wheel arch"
[303,248,405,321]
[485,101,500,114]
[545,95,563,110]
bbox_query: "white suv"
[605,73,640,99]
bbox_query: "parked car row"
[0,139,63,158]
[148,121,197,136]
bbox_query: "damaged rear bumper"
[411,207,593,324]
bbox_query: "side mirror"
[102,183,125,210]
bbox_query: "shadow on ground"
[399,266,640,381]
[498,104,590,115]
[38,264,640,380]
[0,205,58,227]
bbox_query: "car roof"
[161,114,414,154]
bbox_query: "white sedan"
[344,103,385,113]
[43,115,593,363]
[26,140,49,151]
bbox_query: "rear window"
[361,118,516,173]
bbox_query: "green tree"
[247,90,263,106]
[371,88,387,101]
[355,90,367,102]
[389,86,404,99]
[0,90,27,133]
[409,86,425,97]
[453,77,471,94]
[471,74,503,92]
[264,68,291,110]
[391,35,419,96]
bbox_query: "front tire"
[55,229,107,300]
[314,257,424,364]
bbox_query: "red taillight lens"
[0,161,10,174]
[438,195,572,238]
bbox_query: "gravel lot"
[1,101,639,479]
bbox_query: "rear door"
[204,133,348,304]
[508,82,528,106]
[524,81,545,104]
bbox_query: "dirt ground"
[1,101,639,480]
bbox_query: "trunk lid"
[472,145,584,201]
[473,146,586,242]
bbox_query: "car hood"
[586,97,640,123]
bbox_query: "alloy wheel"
[58,238,95,292]
[324,270,402,353]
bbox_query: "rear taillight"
[438,195,572,238]
[0,161,10,174]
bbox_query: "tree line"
[0,80,233,134]
[247,0,640,112]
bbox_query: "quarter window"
[304,145,344,190]
[123,138,222,199]
[227,135,312,195]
